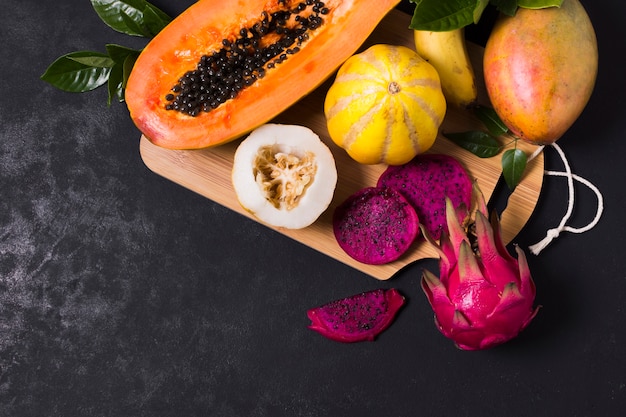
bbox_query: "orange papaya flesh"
[125,0,400,150]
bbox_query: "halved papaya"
[125,0,401,150]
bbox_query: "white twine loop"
[528,143,604,255]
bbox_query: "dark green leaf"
[90,0,170,37]
[502,148,528,190]
[119,9,152,37]
[41,51,112,92]
[122,53,139,90]
[105,43,141,64]
[91,0,144,36]
[107,62,124,105]
[409,0,477,31]
[489,0,519,16]
[474,0,490,23]
[144,2,171,23]
[143,4,172,36]
[407,0,564,30]
[102,45,140,104]
[518,0,563,9]
[67,55,115,68]
[109,45,139,102]
[43,1,166,101]
[474,106,509,136]
[445,131,501,158]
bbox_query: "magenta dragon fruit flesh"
[421,184,540,350]
[377,154,473,241]
[307,288,405,343]
[333,186,419,265]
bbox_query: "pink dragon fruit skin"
[421,185,540,350]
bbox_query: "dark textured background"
[1,0,625,416]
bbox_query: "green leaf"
[67,55,115,68]
[107,62,124,105]
[105,43,141,64]
[502,148,528,190]
[104,44,140,103]
[144,2,172,23]
[407,0,564,30]
[119,9,152,37]
[143,4,172,36]
[474,0,490,23]
[490,0,519,16]
[105,44,140,87]
[41,51,112,92]
[409,0,478,31]
[42,1,166,103]
[518,0,563,9]
[90,0,171,37]
[473,106,509,136]
[122,53,138,89]
[445,131,501,158]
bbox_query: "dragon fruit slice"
[307,288,405,343]
[333,186,419,265]
[421,184,540,350]
[377,154,473,241]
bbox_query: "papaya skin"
[483,0,598,145]
[125,0,401,150]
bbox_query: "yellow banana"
[413,28,477,108]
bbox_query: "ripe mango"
[483,0,598,145]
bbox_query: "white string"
[528,143,604,255]
[527,145,546,163]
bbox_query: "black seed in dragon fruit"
[333,186,420,265]
[307,288,405,343]
[377,154,473,241]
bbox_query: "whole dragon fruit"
[421,185,540,350]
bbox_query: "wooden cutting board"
[139,9,544,280]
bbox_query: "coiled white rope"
[527,143,604,255]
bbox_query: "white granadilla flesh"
[232,124,337,229]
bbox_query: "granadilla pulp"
[421,185,540,350]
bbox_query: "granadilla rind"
[421,184,540,350]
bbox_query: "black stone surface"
[2,1,625,416]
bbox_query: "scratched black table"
[1,1,625,416]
